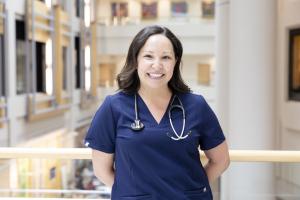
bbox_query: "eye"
[144,54,153,58]
[162,56,171,60]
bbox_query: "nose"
[151,58,162,69]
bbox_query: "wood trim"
[54,5,71,105]
[27,94,66,122]
[0,99,5,128]
[54,5,63,105]
[91,22,98,97]
[27,0,52,43]
[60,9,70,47]
[27,107,67,122]
[198,63,211,85]
[0,3,4,35]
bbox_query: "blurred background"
[0,0,299,199]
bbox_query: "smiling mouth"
[147,73,165,79]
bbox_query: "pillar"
[215,0,276,199]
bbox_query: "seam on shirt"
[107,95,117,146]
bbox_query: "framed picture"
[142,2,157,20]
[50,167,56,180]
[111,2,128,18]
[288,28,300,101]
[201,0,215,19]
[171,1,188,17]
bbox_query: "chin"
[146,83,168,90]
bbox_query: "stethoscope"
[131,94,192,140]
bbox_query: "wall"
[96,0,207,24]
[97,23,215,55]
[277,0,300,197]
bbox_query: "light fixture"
[84,0,91,27]
[45,0,52,8]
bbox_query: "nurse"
[85,25,230,200]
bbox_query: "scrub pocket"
[120,194,152,200]
[184,186,211,200]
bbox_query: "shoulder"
[178,92,206,105]
[107,91,133,104]
[177,92,210,114]
[103,91,133,113]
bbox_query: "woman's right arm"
[92,149,115,187]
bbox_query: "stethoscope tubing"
[132,93,190,140]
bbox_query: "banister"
[0,148,300,162]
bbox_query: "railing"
[0,148,300,162]
[0,148,300,200]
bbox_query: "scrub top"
[85,91,225,200]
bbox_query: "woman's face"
[137,34,176,91]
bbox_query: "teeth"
[148,73,164,78]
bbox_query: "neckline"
[137,93,174,126]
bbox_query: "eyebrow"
[142,50,173,54]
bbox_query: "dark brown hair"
[117,25,191,94]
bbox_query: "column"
[6,2,18,146]
[215,0,276,199]
[215,1,230,199]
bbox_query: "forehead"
[140,34,174,53]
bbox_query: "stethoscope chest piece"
[131,94,145,132]
[131,119,144,131]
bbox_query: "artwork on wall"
[142,2,157,19]
[50,167,56,180]
[201,0,215,19]
[288,28,300,101]
[171,1,188,17]
[111,2,128,19]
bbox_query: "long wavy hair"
[117,25,191,94]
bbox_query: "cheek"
[166,65,175,77]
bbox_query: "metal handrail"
[0,148,300,162]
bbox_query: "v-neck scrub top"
[85,91,226,200]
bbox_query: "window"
[35,42,46,93]
[0,34,5,97]
[289,28,300,101]
[75,36,81,89]
[62,46,68,90]
[75,0,81,17]
[16,19,26,94]
[0,6,5,97]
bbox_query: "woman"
[85,25,230,200]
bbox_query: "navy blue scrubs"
[85,91,225,200]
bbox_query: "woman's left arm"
[203,140,230,184]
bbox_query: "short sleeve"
[84,95,116,153]
[199,96,226,151]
